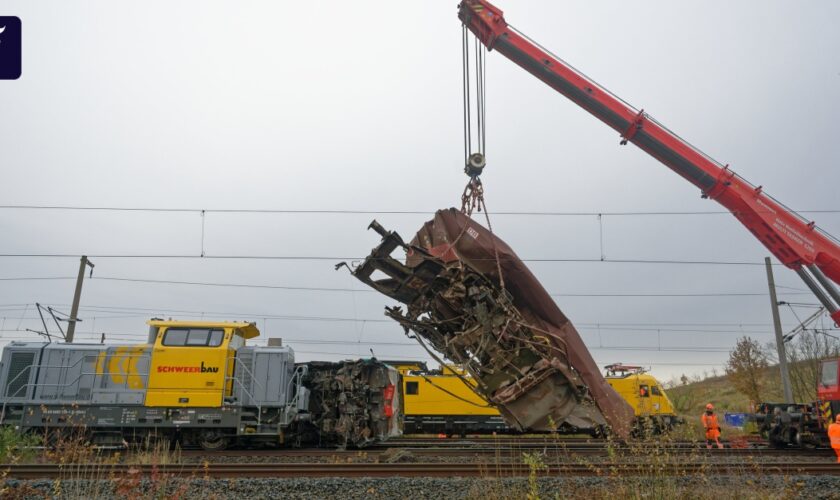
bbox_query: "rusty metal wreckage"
[338,209,634,438]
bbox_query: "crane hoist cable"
[460,25,488,217]
[461,26,487,177]
[459,24,505,289]
[462,24,487,181]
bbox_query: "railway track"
[178,445,833,459]
[383,436,768,447]
[3,461,837,479]
[174,435,828,459]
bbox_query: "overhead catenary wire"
[1,205,839,216]
[0,302,805,326]
[0,274,814,298]
[0,311,807,329]
[0,254,797,266]
[1,301,822,330]
[0,328,728,367]
[3,205,836,274]
[0,329,736,353]
[0,316,811,331]
[0,314,805,335]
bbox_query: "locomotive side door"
[146,326,231,407]
[649,384,664,415]
[637,378,652,417]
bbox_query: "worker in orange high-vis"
[829,414,840,464]
[701,403,723,449]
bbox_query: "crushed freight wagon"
[304,359,402,448]
[340,208,634,437]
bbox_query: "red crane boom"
[458,0,840,324]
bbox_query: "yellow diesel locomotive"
[0,320,401,449]
[391,361,679,436]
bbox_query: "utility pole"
[765,257,793,403]
[66,255,95,343]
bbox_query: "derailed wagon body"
[304,359,402,448]
[346,208,633,437]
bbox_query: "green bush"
[0,426,41,463]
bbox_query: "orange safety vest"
[702,412,720,439]
[829,423,840,449]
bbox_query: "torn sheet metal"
[344,208,633,437]
[304,359,402,448]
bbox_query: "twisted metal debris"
[341,208,633,437]
[305,359,401,448]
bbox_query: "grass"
[0,427,223,499]
[666,367,787,418]
[466,430,814,500]
[0,423,826,499]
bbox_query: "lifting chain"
[459,175,506,291]
[460,176,484,216]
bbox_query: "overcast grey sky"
[2,0,839,383]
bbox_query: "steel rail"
[376,437,768,448]
[178,446,833,459]
[3,462,838,479]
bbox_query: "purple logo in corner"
[0,16,21,79]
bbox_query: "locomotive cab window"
[651,385,662,396]
[406,381,419,395]
[639,384,650,397]
[163,328,225,347]
[820,360,838,387]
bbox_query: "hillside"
[665,367,785,417]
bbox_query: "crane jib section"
[457,0,840,296]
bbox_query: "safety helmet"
[705,403,714,410]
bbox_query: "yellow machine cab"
[144,320,259,407]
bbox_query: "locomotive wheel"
[198,431,229,451]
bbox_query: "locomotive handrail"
[225,353,264,426]
[0,353,150,425]
[3,366,150,400]
[227,352,269,397]
[282,365,308,425]
[1,353,149,400]
[225,379,261,426]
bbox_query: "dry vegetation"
[667,368,781,417]
[467,432,812,500]
[0,429,221,499]
[0,427,833,499]
[667,329,840,419]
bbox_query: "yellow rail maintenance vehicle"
[388,362,505,435]
[390,361,679,436]
[0,320,401,450]
[603,363,681,433]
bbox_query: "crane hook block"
[465,153,487,177]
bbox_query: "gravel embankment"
[5,475,840,499]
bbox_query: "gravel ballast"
[5,475,840,499]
